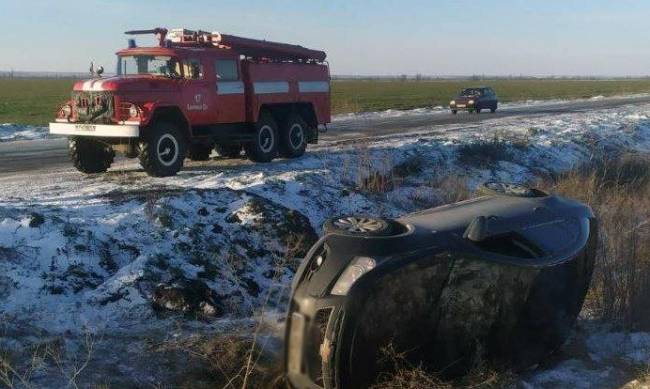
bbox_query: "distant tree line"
[332,74,650,81]
[0,71,100,79]
[2,70,649,81]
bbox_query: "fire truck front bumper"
[49,122,140,138]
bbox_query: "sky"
[1,0,650,76]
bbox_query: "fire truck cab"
[50,28,331,177]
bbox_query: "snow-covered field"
[0,123,49,142]
[331,93,650,122]
[2,101,650,386]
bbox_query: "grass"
[3,78,650,125]
[540,153,650,330]
[0,79,75,126]
[456,135,515,168]
[331,79,650,114]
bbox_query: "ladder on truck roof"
[125,28,327,62]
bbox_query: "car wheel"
[214,144,242,158]
[245,112,278,163]
[139,121,187,177]
[451,110,458,115]
[491,105,497,113]
[69,137,115,174]
[323,216,394,237]
[279,113,308,158]
[476,107,481,114]
[188,144,213,161]
[476,182,548,198]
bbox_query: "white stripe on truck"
[298,81,330,93]
[81,80,106,91]
[216,81,245,95]
[253,81,289,94]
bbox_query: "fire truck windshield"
[117,55,181,78]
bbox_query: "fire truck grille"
[72,91,114,123]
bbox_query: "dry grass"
[149,330,285,389]
[371,345,515,389]
[456,135,515,169]
[540,153,650,329]
[0,332,97,389]
[622,364,650,389]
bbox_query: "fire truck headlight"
[331,257,376,296]
[128,104,139,118]
[61,105,72,118]
[468,100,475,105]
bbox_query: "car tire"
[214,144,242,158]
[476,182,548,198]
[245,112,278,163]
[323,216,395,237]
[451,110,458,115]
[279,113,308,159]
[139,121,187,177]
[476,108,481,114]
[491,106,497,113]
[188,144,213,161]
[69,137,115,174]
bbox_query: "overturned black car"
[285,183,597,389]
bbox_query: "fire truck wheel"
[214,144,242,158]
[188,144,213,161]
[139,122,187,177]
[279,114,308,158]
[245,113,278,163]
[69,137,115,174]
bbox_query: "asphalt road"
[2,95,650,177]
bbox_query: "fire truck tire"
[279,114,308,158]
[69,137,115,174]
[188,144,213,161]
[139,122,187,177]
[245,113,278,163]
[214,144,242,158]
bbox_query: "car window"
[183,58,204,80]
[215,59,239,81]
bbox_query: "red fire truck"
[50,28,331,177]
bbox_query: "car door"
[485,88,497,106]
[181,57,213,125]
[214,57,246,124]
[490,88,499,106]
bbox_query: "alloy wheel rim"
[333,216,384,233]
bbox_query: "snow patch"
[2,99,650,385]
[0,123,51,142]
